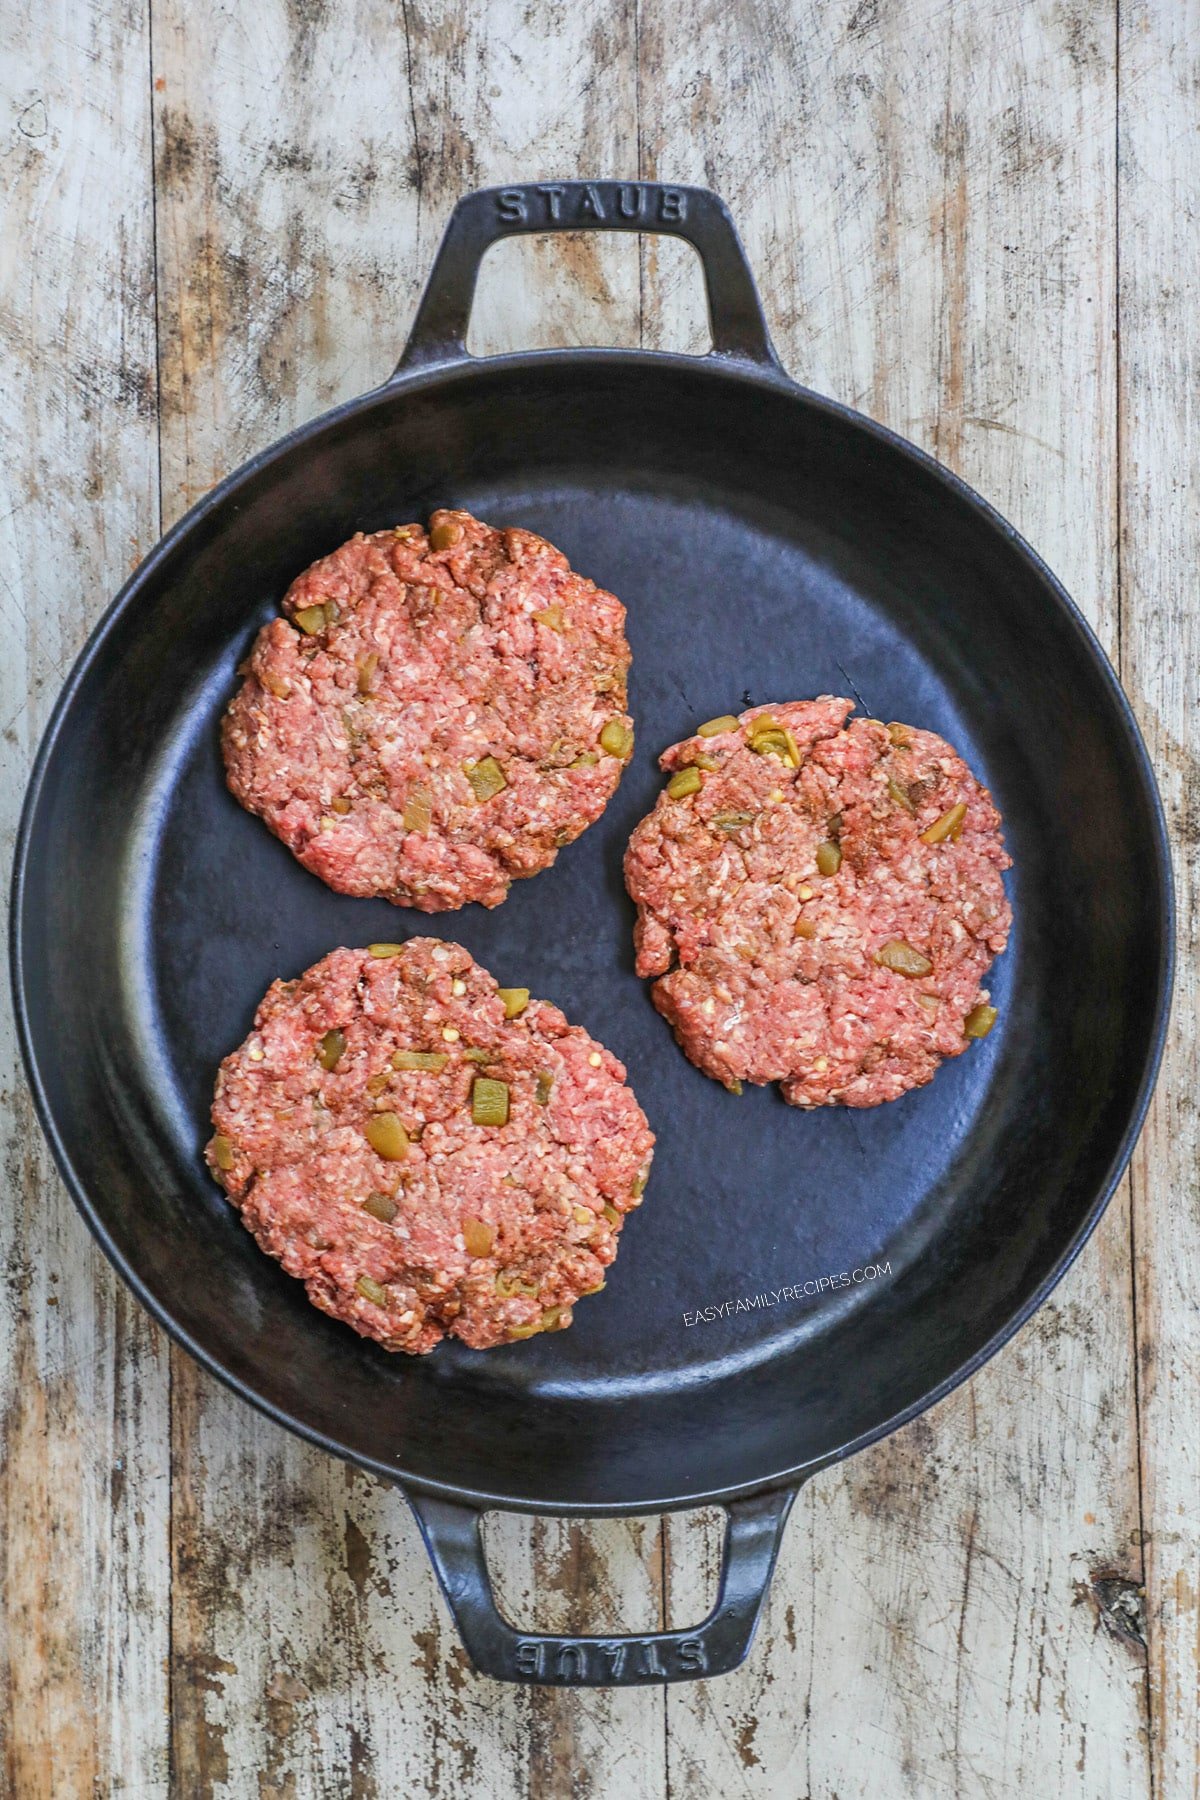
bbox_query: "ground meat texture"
[221,512,634,911]
[624,698,1012,1108]
[206,941,654,1353]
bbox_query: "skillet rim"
[9,345,1176,1516]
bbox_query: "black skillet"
[12,182,1173,1685]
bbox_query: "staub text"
[495,183,688,224]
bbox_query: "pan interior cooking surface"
[128,482,1012,1399]
[17,357,1168,1509]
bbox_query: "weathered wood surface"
[646,6,1150,1795]
[152,4,668,1796]
[0,1,172,1796]
[0,0,1195,1794]
[1120,4,1200,1793]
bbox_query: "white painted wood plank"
[1118,3,1200,1792]
[151,2,668,1792]
[484,1511,670,1798]
[642,2,1152,1792]
[0,1,171,1793]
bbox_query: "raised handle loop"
[407,1484,798,1686]
[393,181,779,374]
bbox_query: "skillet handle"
[406,1484,799,1685]
[393,180,780,373]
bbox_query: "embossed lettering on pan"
[495,181,687,224]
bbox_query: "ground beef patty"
[624,698,1012,1108]
[206,940,654,1353]
[222,511,634,911]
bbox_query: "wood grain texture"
[3,0,1197,1792]
[641,1,1152,1793]
[0,1,171,1794]
[1118,3,1200,1793]
[150,2,666,1793]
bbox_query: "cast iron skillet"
[12,182,1173,1686]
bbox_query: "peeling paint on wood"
[1119,3,1200,1794]
[151,1,666,1794]
[642,1,1152,1794]
[0,2,171,1794]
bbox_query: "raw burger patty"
[624,698,1012,1108]
[222,510,634,911]
[206,940,654,1353]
